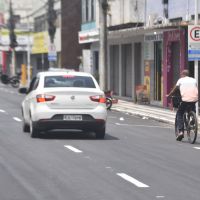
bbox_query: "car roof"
[37,70,93,78]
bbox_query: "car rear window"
[44,75,96,88]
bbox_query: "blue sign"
[48,54,57,61]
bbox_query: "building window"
[82,0,96,23]
[154,42,162,101]
[34,15,47,32]
[91,0,95,21]
[86,0,89,21]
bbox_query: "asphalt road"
[0,84,200,200]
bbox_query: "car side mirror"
[18,87,28,94]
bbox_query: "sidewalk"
[112,100,200,125]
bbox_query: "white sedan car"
[19,70,107,138]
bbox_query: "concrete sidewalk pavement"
[112,100,200,125]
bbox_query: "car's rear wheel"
[30,118,39,138]
[95,127,105,139]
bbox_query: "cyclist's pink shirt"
[176,76,198,102]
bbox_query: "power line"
[21,0,60,19]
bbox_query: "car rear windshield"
[44,75,96,88]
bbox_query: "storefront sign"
[79,30,99,44]
[144,33,163,41]
[188,25,200,61]
[0,32,33,47]
[32,32,48,54]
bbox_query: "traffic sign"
[188,25,200,60]
[48,43,57,61]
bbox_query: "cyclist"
[167,69,198,141]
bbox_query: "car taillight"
[36,94,55,103]
[90,95,106,103]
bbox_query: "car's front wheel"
[95,127,105,139]
[30,118,39,138]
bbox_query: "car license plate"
[63,115,82,121]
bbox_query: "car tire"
[95,127,105,139]
[23,120,30,132]
[30,118,39,138]
[22,112,30,132]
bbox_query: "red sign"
[189,26,200,41]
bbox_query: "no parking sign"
[188,25,200,61]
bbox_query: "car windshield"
[44,75,96,88]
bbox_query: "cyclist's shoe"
[176,132,184,141]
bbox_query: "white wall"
[146,0,200,22]
[108,0,145,26]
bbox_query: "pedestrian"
[166,69,198,141]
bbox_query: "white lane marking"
[115,123,169,129]
[117,173,149,188]
[193,147,200,150]
[13,117,22,122]
[156,196,165,198]
[108,116,117,119]
[0,109,6,113]
[64,145,82,153]
[119,117,124,121]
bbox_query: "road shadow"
[38,130,119,140]
[179,138,200,145]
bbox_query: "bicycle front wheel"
[187,111,198,144]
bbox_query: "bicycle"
[171,96,198,144]
[104,90,118,110]
[0,72,21,88]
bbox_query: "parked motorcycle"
[0,72,21,88]
[104,90,118,110]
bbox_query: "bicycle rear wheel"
[175,113,179,138]
[187,111,198,144]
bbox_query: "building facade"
[31,0,61,75]
[79,0,200,108]
[0,0,35,75]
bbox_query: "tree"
[48,0,57,43]
[9,0,17,49]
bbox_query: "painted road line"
[64,145,82,153]
[0,109,6,113]
[193,147,200,150]
[115,123,169,129]
[13,117,22,122]
[117,173,149,188]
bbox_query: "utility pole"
[47,0,57,68]
[9,0,18,76]
[195,0,199,117]
[27,17,31,87]
[99,0,108,91]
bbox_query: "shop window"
[154,42,162,101]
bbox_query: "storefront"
[163,29,186,107]
[144,32,163,106]
[108,32,144,100]
[0,29,32,75]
